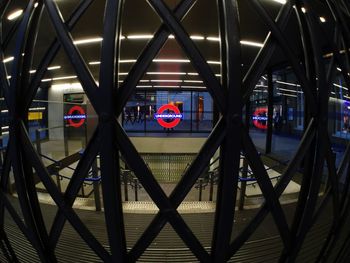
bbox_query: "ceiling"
[1,0,337,90]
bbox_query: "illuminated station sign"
[155,104,183,129]
[64,105,86,128]
[252,107,268,130]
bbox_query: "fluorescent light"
[34,3,39,8]
[333,83,348,90]
[139,80,149,82]
[184,80,203,83]
[1,126,9,130]
[277,93,297,98]
[29,107,46,111]
[301,7,307,13]
[47,65,61,71]
[240,40,264,48]
[3,57,14,63]
[337,67,342,72]
[272,0,287,4]
[89,61,100,65]
[73,37,103,45]
[119,59,137,63]
[136,85,152,88]
[119,72,128,75]
[52,75,77,81]
[168,35,175,39]
[7,9,23,20]
[187,73,199,76]
[207,60,221,65]
[150,80,183,83]
[1,110,9,113]
[320,17,326,23]
[147,72,186,75]
[207,37,220,42]
[190,35,205,40]
[29,70,36,74]
[153,59,190,63]
[277,87,303,94]
[127,34,153,40]
[215,74,222,77]
[276,80,301,87]
[42,78,52,82]
[153,85,180,88]
[7,76,11,79]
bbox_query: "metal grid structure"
[0,0,350,262]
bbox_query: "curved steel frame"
[0,0,349,262]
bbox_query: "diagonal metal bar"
[329,0,350,47]
[339,147,350,211]
[227,118,315,259]
[49,128,100,248]
[116,0,196,115]
[280,6,330,260]
[15,4,57,261]
[211,0,242,261]
[9,131,49,261]
[43,0,101,114]
[247,0,317,115]
[98,0,127,260]
[24,0,95,112]
[0,141,11,233]
[147,0,226,113]
[1,192,36,248]
[19,124,111,261]
[316,166,350,262]
[2,19,20,51]
[128,118,225,261]
[8,0,36,110]
[114,121,210,262]
[325,136,340,221]
[6,2,55,261]
[0,0,18,111]
[242,0,293,103]
[240,126,291,252]
[20,2,44,96]
[0,228,18,262]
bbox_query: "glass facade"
[122,90,213,133]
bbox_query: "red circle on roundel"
[156,104,181,129]
[253,107,268,130]
[67,105,86,128]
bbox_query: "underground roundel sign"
[155,104,183,129]
[64,105,87,128]
[252,107,268,130]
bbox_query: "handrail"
[39,153,76,171]
[36,124,71,132]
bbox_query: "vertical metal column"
[266,70,274,154]
[239,100,251,210]
[92,159,101,211]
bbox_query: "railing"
[35,125,86,157]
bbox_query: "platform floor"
[3,193,348,262]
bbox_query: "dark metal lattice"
[0,0,349,262]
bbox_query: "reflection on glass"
[123,90,213,133]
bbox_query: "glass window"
[123,90,214,133]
